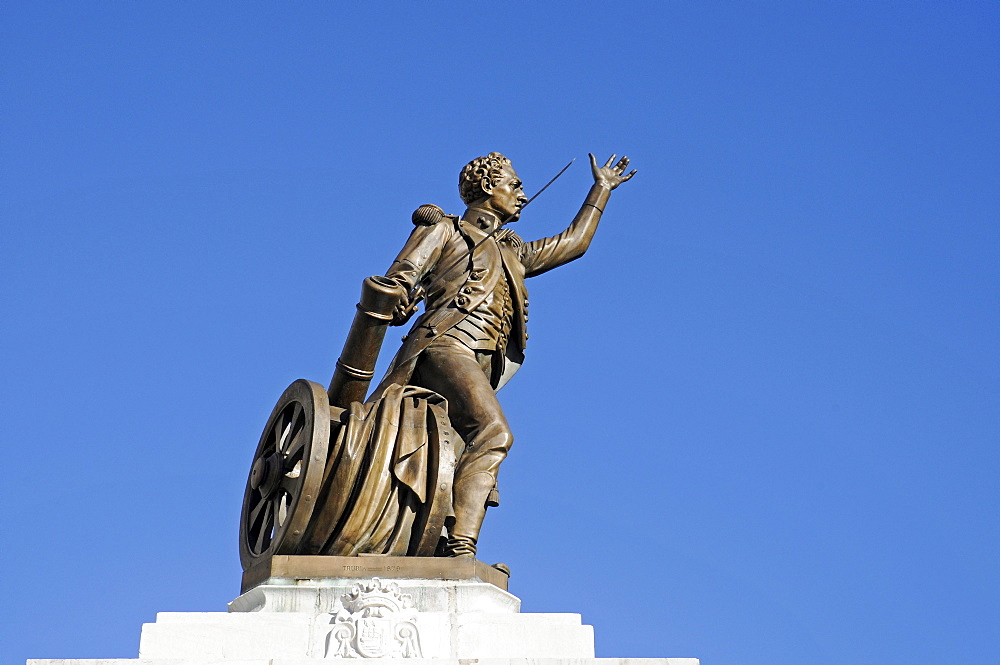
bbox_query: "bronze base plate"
[242,555,510,594]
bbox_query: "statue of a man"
[373,153,635,557]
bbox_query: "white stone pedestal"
[27,562,698,665]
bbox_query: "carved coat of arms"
[324,577,422,658]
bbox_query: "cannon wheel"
[239,379,330,570]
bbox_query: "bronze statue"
[374,153,634,556]
[239,153,634,572]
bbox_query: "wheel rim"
[239,379,329,569]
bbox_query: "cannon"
[238,274,461,571]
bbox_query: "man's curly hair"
[459,152,512,205]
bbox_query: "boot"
[442,471,495,557]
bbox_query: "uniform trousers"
[410,335,513,554]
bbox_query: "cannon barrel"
[327,275,405,410]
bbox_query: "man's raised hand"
[590,153,636,190]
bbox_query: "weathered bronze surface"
[326,276,406,410]
[241,555,509,594]
[239,153,634,573]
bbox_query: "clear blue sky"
[2,3,997,664]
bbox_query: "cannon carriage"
[238,275,462,571]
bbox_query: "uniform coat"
[373,200,605,398]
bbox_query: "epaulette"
[495,228,525,249]
[411,203,456,226]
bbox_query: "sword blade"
[523,157,575,208]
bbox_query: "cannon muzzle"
[327,275,405,410]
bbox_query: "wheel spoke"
[284,422,309,461]
[280,402,305,453]
[254,500,273,553]
[271,408,286,449]
[248,494,269,528]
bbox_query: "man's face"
[484,165,528,221]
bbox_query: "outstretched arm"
[520,153,635,277]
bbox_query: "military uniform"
[375,184,611,556]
